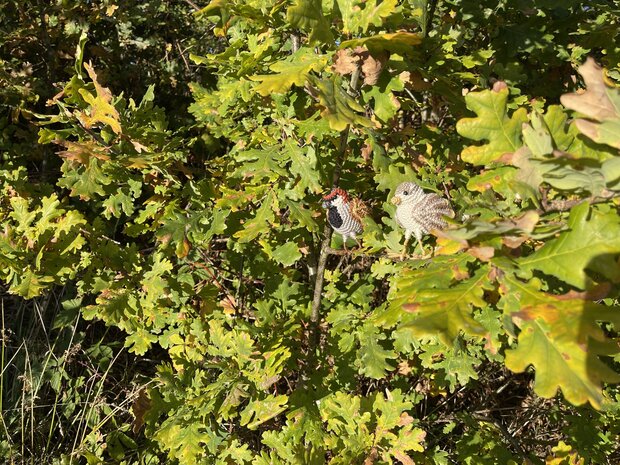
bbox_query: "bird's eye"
[403,191,409,195]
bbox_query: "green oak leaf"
[542,163,606,196]
[339,31,422,54]
[357,322,396,379]
[519,202,620,289]
[397,267,492,344]
[284,200,319,232]
[250,48,327,95]
[11,270,54,299]
[456,88,528,165]
[58,157,112,199]
[307,75,373,131]
[522,112,553,157]
[336,0,398,34]
[233,148,288,182]
[285,142,322,194]
[603,157,620,188]
[380,254,476,328]
[154,422,211,465]
[270,242,302,266]
[500,274,620,409]
[240,395,288,430]
[286,0,333,44]
[234,192,277,243]
[125,327,158,355]
[466,166,517,196]
[543,104,615,160]
[362,73,404,123]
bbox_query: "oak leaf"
[560,58,620,149]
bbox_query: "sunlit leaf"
[519,202,620,289]
[560,58,620,149]
[76,62,122,135]
[336,0,398,34]
[250,48,327,95]
[457,87,528,165]
[307,75,373,131]
[286,0,333,44]
[240,395,288,430]
[500,274,620,409]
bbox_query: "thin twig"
[472,414,528,458]
[175,40,190,72]
[182,0,201,11]
[537,190,619,214]
[305,125,354,374]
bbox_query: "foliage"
[3,0,620,464]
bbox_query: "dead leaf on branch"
[55,139,111,164]
[132,389,151,434]
[468,246,495,261]
[560,57,620,149]
[399,70,431,91]
[350,197,369,223]
[361,140,373,162]
[359,48,388,86]
[561,58,618,121]
[331,47,389,86]
[332,48,360,75]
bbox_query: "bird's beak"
[391,196,401,206]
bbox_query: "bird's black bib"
[327,206,343,228]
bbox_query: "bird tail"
[349,197,369,224]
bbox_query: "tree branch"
[182,0,201,12]
[424,0,439,37]
[538,190,620,214]
[308,129,349,348]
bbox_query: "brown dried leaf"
[502,235,527,249]
[84,62,113,105]
[131,389,151,434]
[492,80,508,92]
[361,140,373,162]
[468,246,495,261]
[332,49,360,75]
[46,89,65,106]
[556,282,611,301]
[363,447,379,465]
[393,451,415,465]
[56,139,110,164]
[131,139,149,153]
[561,58,619,121]
[361,50,388,86]
[513,210,539,233]
[397,360,412,375]
[401,70,431,91]
[220,295,237,315]
[397,412,415,426]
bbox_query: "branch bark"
[308,127,349,349]
[538,189,620,214]
[424,0,439,37]
[301,66,363,382]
